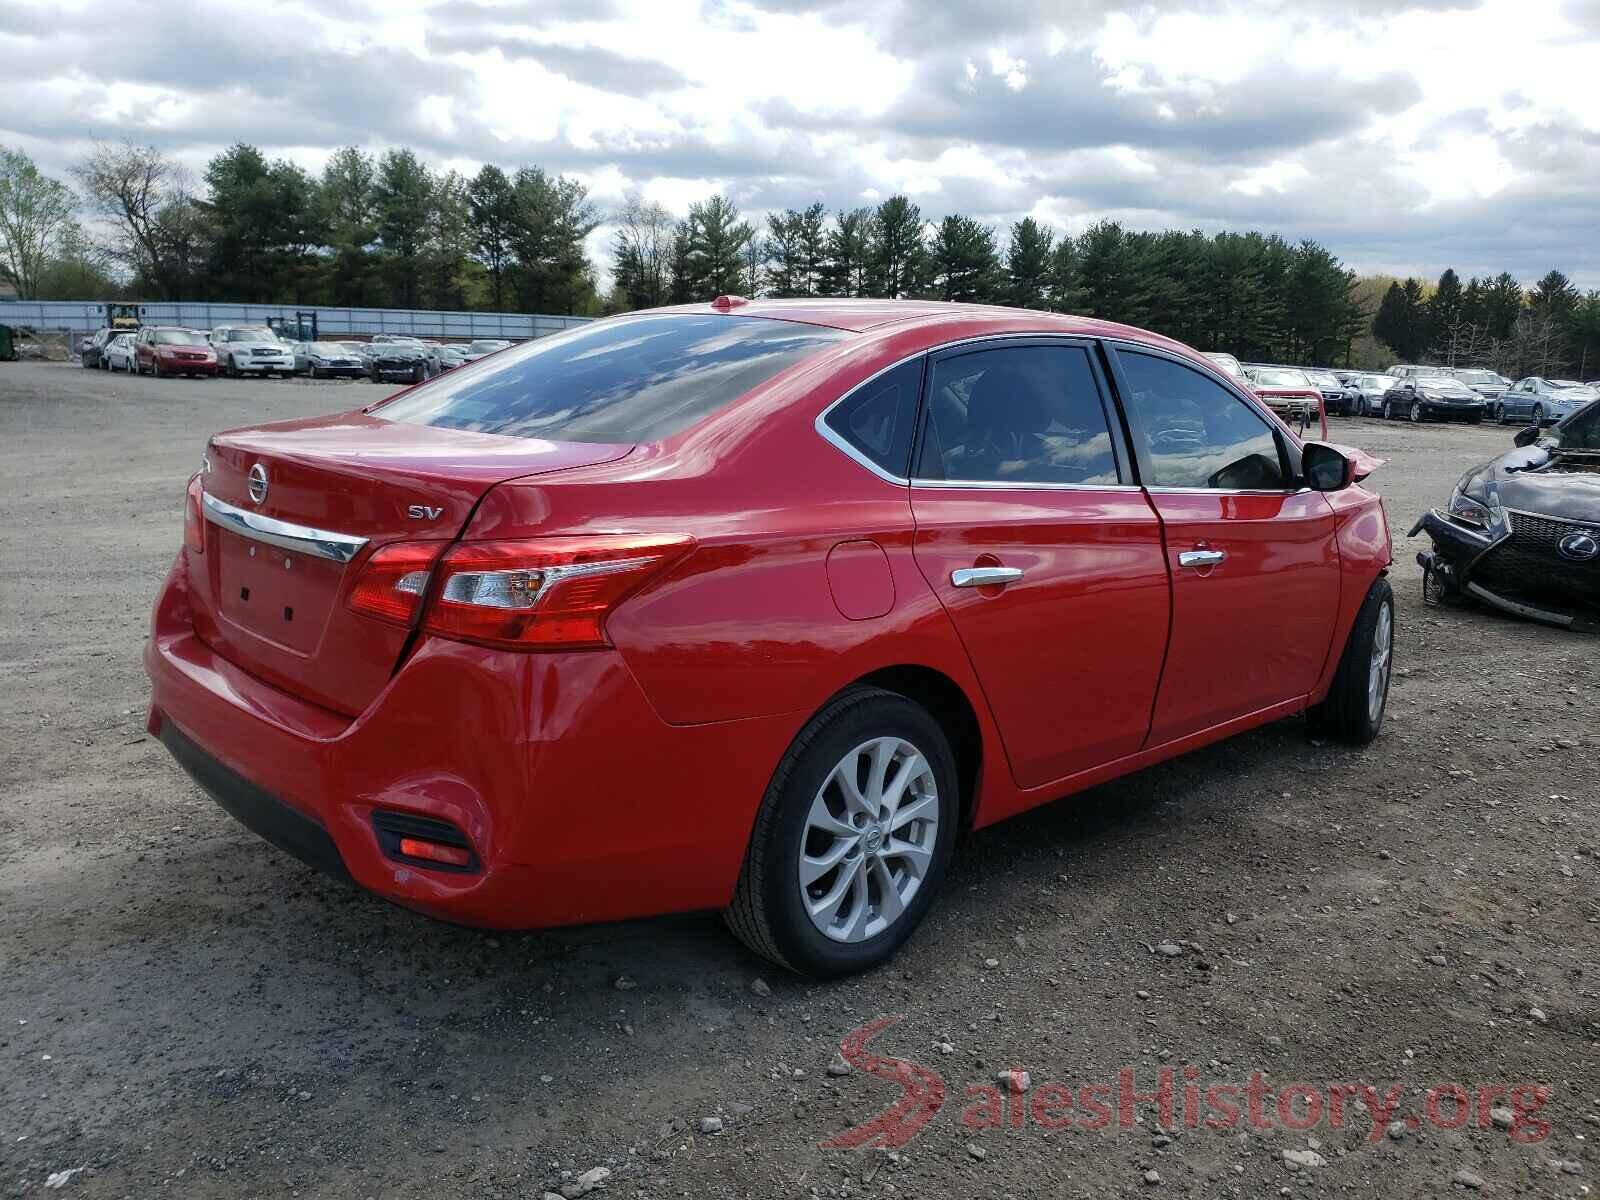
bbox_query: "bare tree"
[609,191,674,310]
[73,140,196,298]
[0,147,76,299]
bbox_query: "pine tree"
[1004,218,1053,310]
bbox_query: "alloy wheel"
[1410,401,1423,422]
[798,736,939,944]
[1368,600,1393,724]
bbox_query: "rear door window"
[915,343,1122,485]
[377,315,849,443]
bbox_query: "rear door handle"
[1178,549,1226,569]
[951,566,1024,588]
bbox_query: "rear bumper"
[158,719,351,882]
[144,552,795,929]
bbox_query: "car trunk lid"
[191,411,631,715]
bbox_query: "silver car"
[463,338,512,362]
[103,333,138,373]
[209,326,294,377]
[1342,373,1399,418]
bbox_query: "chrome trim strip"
[812,332,1111,488]
[911,478,1138,492]
[1145,486,1313,496]
[201,491,369,563]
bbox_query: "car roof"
[644,297,1199,353]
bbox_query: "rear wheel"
[1307,576,1394,746]
[725,687,959,977]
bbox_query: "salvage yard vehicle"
[366,336,436,382]
[1304,368,1350,415]
[464,338,512,361]
[1343,373,1398,418]
[145,299,1395,977]
[1497,377,1599,426]
[297,342,366,379]
[137,327,218,378]
[209,326,293,378]
[81,326,125,370]
[1449,367,1510,405]
[1412,395,1600,630]
[1380,374,1485,423]
[1245,366,1327,437]
[103,332,137,373]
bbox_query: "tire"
[1381,400,1392,420]
[226,355,238,379]
[1410,400,1424,423]
[411,361,426,384]
[1306,576,1394,746]
[1532,404,1544,426]
[1467,413,1482,425]
[1494,402,1508,425]
[724,686,960,977]
[309,365,321,380]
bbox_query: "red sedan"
[145,299,1394,976]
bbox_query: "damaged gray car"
[1411,397,1600,631]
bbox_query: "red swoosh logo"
[819,1015,945,1149]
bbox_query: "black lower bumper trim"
[157,719,352,882]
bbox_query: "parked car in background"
[82,326,126,369]
[103,333,138,373]
[464,338,512,362]
[1245,366,1326,435]
[1497,378,1600,426]
[435,345,467,371]
[1303,369,1350,415]
[1343,373,1399,417]
[1412,393,1600,630]
[367,336,436,383]
[137,327,218,378]
[1380,374,1485,423]
[1448,367,1509,404]
[338,341,368,358]
[298,342,367,379]
[209,326,293,377]
[145,299,1394,977]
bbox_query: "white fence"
[0,300,594,341]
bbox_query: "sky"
[4,0,1599,290]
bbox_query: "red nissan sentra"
[146,298,1394,976]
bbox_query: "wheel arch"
[842,663,984,834]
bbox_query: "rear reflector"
[398,837,473,868]
[421,533,694,650]
[347,541,445,626]
[184,476,205,554]
[372,810,478,873]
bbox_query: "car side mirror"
[1301,441,1354,491]
[1513,425,1541,448]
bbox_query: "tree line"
[1373,269,1600,381]
[2,139,1595,375]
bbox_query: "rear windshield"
[377,314,849,443]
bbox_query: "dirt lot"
[2,361,1596,1199]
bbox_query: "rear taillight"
[421,534,693,650]
[347,541,444,626]
[184,476,204,554]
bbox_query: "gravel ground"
[2,361,1596,1199]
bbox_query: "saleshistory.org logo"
[820,1017,1553,1150]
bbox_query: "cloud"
[1,0,1596,289]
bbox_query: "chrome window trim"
[201,491,370,563]
[911,478,1139,492]
[814,332,1139,492]
[1145,486,1313,496]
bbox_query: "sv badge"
[407,504,444,520]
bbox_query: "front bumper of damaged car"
[1410,504,1599,631]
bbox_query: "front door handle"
[951,566,1024,588]
[1178,549,1226,570]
